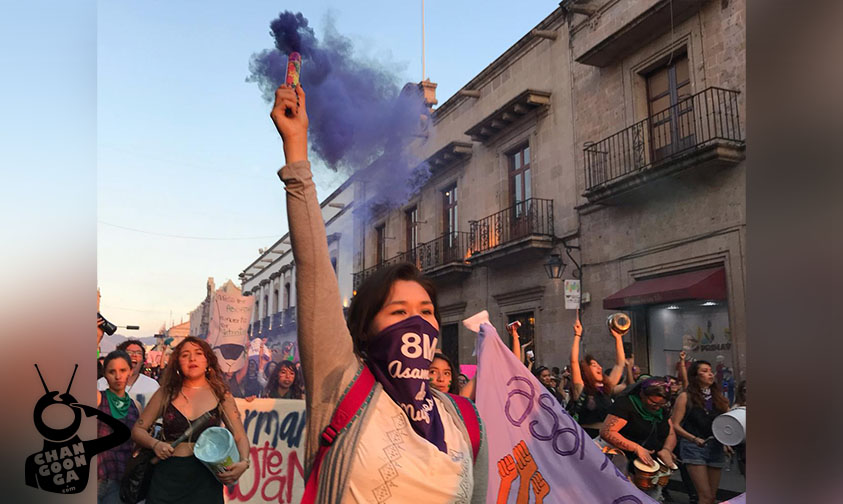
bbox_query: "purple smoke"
[248,11,430,181]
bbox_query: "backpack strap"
[447,393,482,462]
[301,365,375,504]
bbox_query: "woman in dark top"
[670,360,729,504]
[601,378,676,500]
[131,336,250,504]
[242,359,263,398]
[265,360,304,399]
[97,350,140,504]
[569,314,626,438]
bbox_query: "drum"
[631,458,660,490]
[655,457,677,487]
[713,406,746,446]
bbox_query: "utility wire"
[98,221,282,241]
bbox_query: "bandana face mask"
[366,315,447,453]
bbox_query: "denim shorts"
[679,437,726,468]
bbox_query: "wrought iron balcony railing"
[353,233,473,289]
[405,232,471,272]
[584,87,743,191]
[468,198,554,256]
[271,312,283,329]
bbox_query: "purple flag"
[722,493,746,504]
[474,321,657,504]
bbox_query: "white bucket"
[712,407,746,446]
[194,426,240,477]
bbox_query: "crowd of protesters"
[95,82,744,503]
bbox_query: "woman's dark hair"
[533,365,550,378]
[103,350,133,374]
[117,339,146,363]
[432,352,459,394]
[579,354,603,395]
[687,360,729,413]
[346,262,440,359]
[160,336,229,402]
[265,360,303,399]
[735,379,747,406]
[637,377,671,400]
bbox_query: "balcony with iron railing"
[583,87,745,202]
[405,232,472,280]
[467,198,555,266]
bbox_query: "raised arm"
[604,327,626,391]
[570,315,584,401]
[270,84,359,473]
[677,351,689,390]
[507,324,522,364]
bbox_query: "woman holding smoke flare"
[270,83,487,503]
[568,313,628,439]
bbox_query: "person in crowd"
[569,314,627,438]
[457,373,469,392]
[131,336,250,504]
[534,365,566,406]
[670,360,730,504]
[600,377,677,501]
[258,359,278,388]
[96,350,141,504]
[97,357,105,380]
[270,83,487,503]
[242,359,263,398]
[222,361,248,398]
[265,360,304,399]
[429,352,460,394]
[97,339,159,411]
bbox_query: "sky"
[97,1,563,337]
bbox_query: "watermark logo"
[25,364,130,494]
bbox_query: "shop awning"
[603,267,726,309]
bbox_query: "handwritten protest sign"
[474,321,657,504]
[208,289,254,372]
[224,398,306,504]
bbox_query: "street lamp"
[543,253,566,279]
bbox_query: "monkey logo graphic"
[25,364,131,494]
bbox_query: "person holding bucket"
[670,360,730,504]
[600,377,677,501]
[131,336,250,504]
[269,83,487,503]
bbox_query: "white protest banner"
[224,398,306,504]
[473,320,657,504]
[208,284,254,373]
[564,279,581,310]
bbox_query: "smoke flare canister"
[285,52,302,88]
[607,313,631,335]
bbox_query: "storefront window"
[647,300,735,401]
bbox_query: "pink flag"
[474,321,657,504]
[722,494,746,504]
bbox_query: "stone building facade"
[352,8,580,369]
[351,0,746,383]
[240,177,358,353]
[565,0,746,381]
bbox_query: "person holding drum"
[670,360,730,504]
[600,378,677,501]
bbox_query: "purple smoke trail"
[248,10,430,196]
